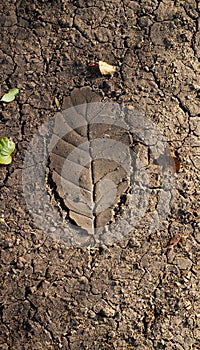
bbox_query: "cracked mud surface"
[0,1,200,349]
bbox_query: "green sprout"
[0,137,16,165]
[0,88,19,102]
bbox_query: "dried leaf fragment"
[164,233,183,250]
[0,136,16,165]
[99,60,116,76]
[0,217,9,228]
[169,145,181,172]
[0,88,19,102]
[55,97,61,110]
[153,144,181,173]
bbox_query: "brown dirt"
[0,1,200,349]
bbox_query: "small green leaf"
[0,88,19,102]
[0,137,16,165]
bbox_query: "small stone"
[174,256,193,270]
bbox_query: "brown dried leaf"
[154,144,181,173]
[49,87,131,234]
[164,233,183,250]
[169,145,181,172]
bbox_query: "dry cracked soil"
[0,1,200,349]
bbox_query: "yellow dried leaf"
[99,61,116,76]
[55,97,61,110]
